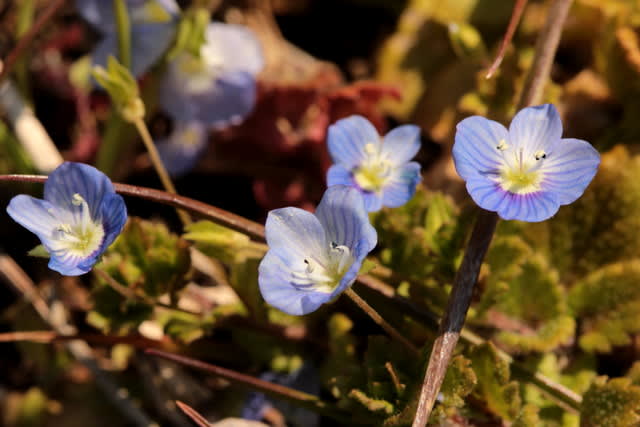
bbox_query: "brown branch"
[147,349,358,424]
[412,1,575,422]
[0,0,67,82]
[485,0,528,79]
[0,174,266,241]
[176,401,211,427]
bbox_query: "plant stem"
[344,287,419,355]
[147,349,360,425]
[175,401,211,427]
[0,174,582,411]
[132,118,192,227]
[113,0,132,70]
[485,0,528,79]
[411,1,574,425]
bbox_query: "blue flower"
[326,115,422,212]
[156,121,208,177]
[6,162,127,276]
[258,185,377,315]
[76,0,179,77]
[452,104,600,222]
[159,22,264,128]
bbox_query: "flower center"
[496,141,547,195]
[133,1,172,24]
[352,143,393,192]
[52,194,105,258]
[290,242,355,293]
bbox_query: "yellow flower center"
[52,194,105,258]
[352,143,392,192]
[496,143,546,195]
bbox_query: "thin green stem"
[113,0,131,70]
[147,349,362,425]
[15,0,36,99]
[132,118,192,227]
[344,287,419,355]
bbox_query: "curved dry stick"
[485,0,529,79]
[0,174,266,241]
[175,401,211,427]
[412,0,576,425]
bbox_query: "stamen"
[534,150,547,161]
[496,139,509,151]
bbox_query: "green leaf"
[440,354,477,408]
[512,404,542,427]
[580,377,640,427]
[469,342,521,421]
[27,245,49,259]
[569,259,640,352]
[92,56,144,122]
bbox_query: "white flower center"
[493,139,547,195]
[352,143,393,193]
[50,194,105,258]
[175,42,225,93]
[290,242,355,293]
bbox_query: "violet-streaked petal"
[466,176,560,222]
[48,255,90,276]
[44,162,114,221]
[540,138,600,205]
[100,192,127,248]
[508,104,562,155]
[380,124,421,165]
[314,185,377,259]
[6,195,58,239]
[362,191,383,213]
[381,162,422,208]
[326,164,353,187]
[453,116,508,181]
[265,207,328,263]
[258,251,333,315]
[327,116,380,169]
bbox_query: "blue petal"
[6,195,58,239]
[264,207,328,263]
[466,176,560,222]
[314,185,377,260]
[452,116,508,181]
[540,138,600,205]
[508,104,562,154]
[100,192,128,249]
[258,250,333,315]
[362,191,383,212]
[381,124,421,165]
[326,164,353,187]
[44,162,116,222]
[156,121,208,176]
[129,23,177,77]
[160,67,257,126]
[381,162,422,208]
[48,255,92,276]
[205,23,264,75]
[76,0,115,33]
[327,116,380,169]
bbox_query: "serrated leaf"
[469,342,521,421]
[440,355,477,408]
[569,259,640,352]
[580,377,640,427]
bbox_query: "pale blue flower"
[159,22,264,128]
[6,162,127,276]
[76,0,180,77]
[453,104,600,222]
[156,121,208,177]
[326,115,422,212]
[258,185,377,315]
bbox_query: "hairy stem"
[412,1,574,424]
